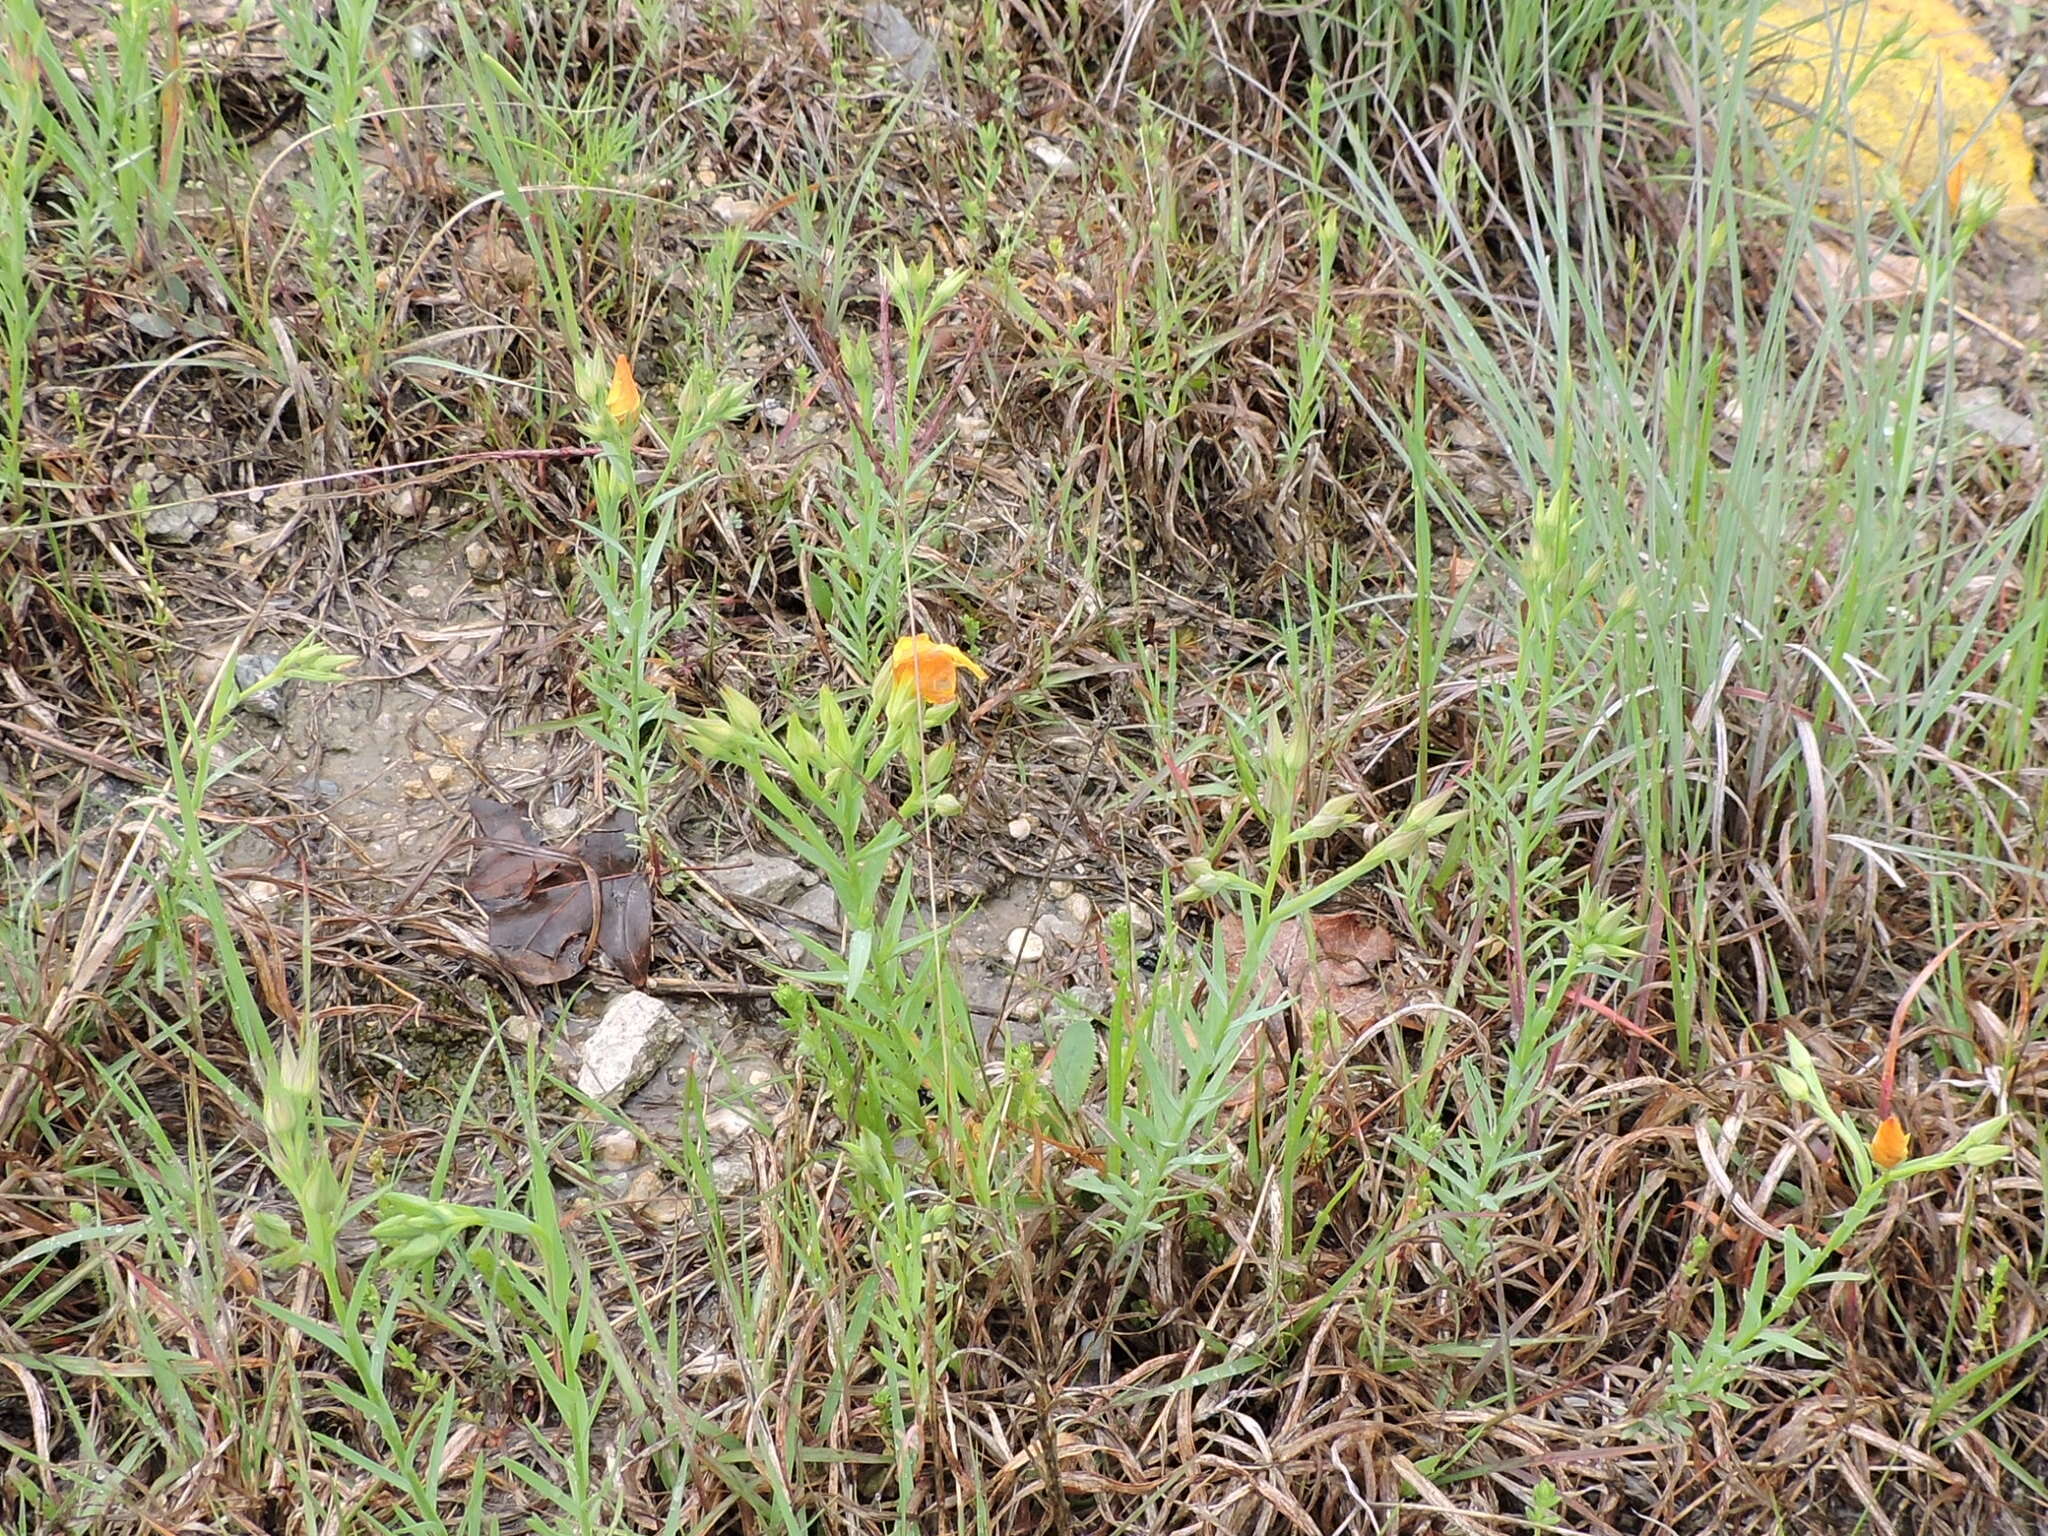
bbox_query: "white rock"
[1119,902,1155,939]
[1063,892,1093,925]
[1026,137,1083,177]
[502,1013,542,1046]
[538,805,579,837]
[1048,879,1076,899]
[575,991,694,1102]
[863,0,938,86]
[140,473,221,542]
[591,1126,639,1167]
[710,853,812,906]
[1006,926,1047,964]
[1952,389,2040,450]
[1007,816,1035,841]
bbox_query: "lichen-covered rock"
[1735,0,2046,247]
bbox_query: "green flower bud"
[1174,857,1239,903]
[384,1234,448,1269]
[248,1209,298,1252]
[1952,1115,2009,1152]
[721,687,764,738]
[1774,1066,1815,1106]
[783,717,822,771]
[680,714,743,758]
[1296,793,1360,841]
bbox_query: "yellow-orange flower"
[606,353,641,425]
[888,634,986,706]
[1870,1114,1909,1171]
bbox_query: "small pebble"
[592,1127,639,1167]
[502,1013,542,1046]
[622,1166,665,1208]
[232,653,288,722]
[1048,879,1076,899]
[1013,996,1044,1024]
[538,805,579,837]
[242,879,285,909]
[1063,892,1093,925]
[464,538,506,583]
[1119,903,1156,939]
[1007,816,1036,841]
[642,1195,691,1226]
[1006,926,1047,964]
[1026,136,1084,177]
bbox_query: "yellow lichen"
[1733,0,2045,246]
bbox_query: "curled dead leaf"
[462,797,651,987]
[1795,241,1926,307]
[1217,909,1402,1050]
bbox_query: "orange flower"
[888,634,986,706]
[1870,1114,1909,1171]
[606,353,641,425]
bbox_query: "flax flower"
[887,634,986,706]
[1869,1114,1909,1171]
[606,353,641,425]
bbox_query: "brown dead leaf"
[462,797,651,986]
[1795,241,1925,308]
[1217,909,1400,1044]
[1443,553,1481,593]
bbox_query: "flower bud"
[680,715,742,758]
[248,1209,298,1252]
[783,718,822,770]
[1173,857,1237,903]
[384,1233,448,1269]
[720,687,764,739]
[1952,1114,2009,1152]
[1775,1066,1815,1106]
[1296,793,1360,841]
